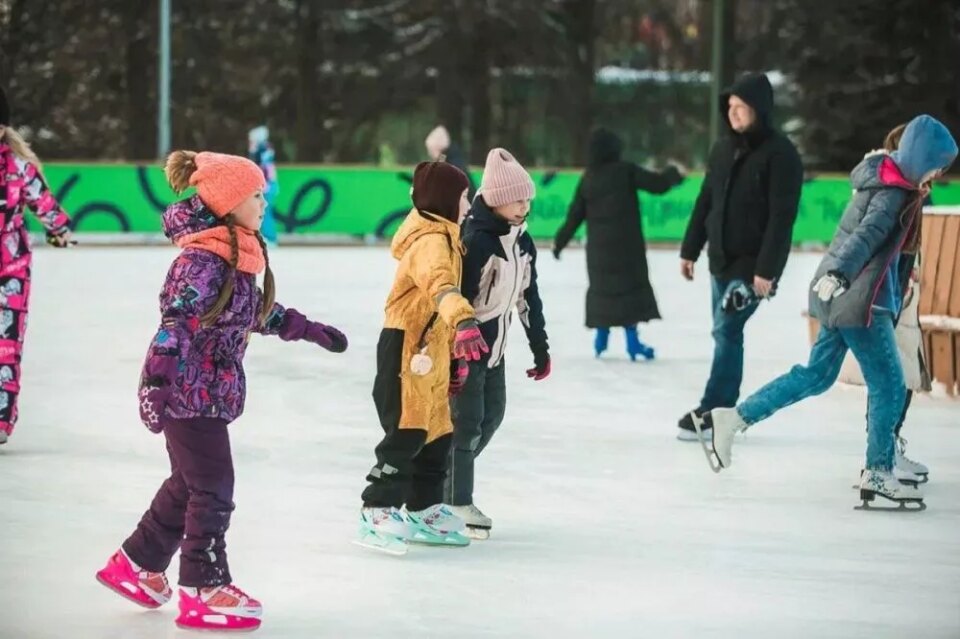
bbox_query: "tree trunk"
[468,23,491,165]
[564,0,597,165]
[123,0,155,160]
[721,0,738,87]
[295,0,324,161]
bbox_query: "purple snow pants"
[122,416,235,587]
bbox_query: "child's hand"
[279,309,348,353]
[448,359,469,397]
[46,229,76,248]
[305,322,348,353]
[453,319,489,361]
[526,352,551,381]
[138,356,176,432]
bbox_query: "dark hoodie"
[443,143,477,201]
[554,128,683,327]
[680,73,804,283]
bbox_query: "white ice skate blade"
[353,531,408,556]
[692,417,723,473]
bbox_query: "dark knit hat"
[411,160,469,223]
[0,86,9,126]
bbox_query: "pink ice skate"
[175,584,262,632]
[95,549,172,609]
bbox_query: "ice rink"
[2,246,958,638]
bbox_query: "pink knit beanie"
[479,148,535,207]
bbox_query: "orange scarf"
[176,226,266,274]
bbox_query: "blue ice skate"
[625,326,655,361]
[594,328,610,357]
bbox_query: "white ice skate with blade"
[447,504,492,540]
[405,504,470,547]
[695,408,746,473]
[354,507,409,556]
[856,470,925,511]
[896,437,929,482]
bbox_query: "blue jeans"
[737,313,905,471]
[699,278,760,411]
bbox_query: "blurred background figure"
[248,125,279,246]
[553,127,684,362]
[425,125,476,200]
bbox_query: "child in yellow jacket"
[358,160,489,554]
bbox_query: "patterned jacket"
[141,196,286,423]
[1,144,71,243]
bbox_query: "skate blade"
[855,491,926,512]
[95,574,164,609]
[692,415,723,473]
[466,526,490,540]
[854,501,926,512]
[353,531,408,556]
[407,530,471,547]
[175,617,261,633]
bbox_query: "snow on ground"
[2,246,959,639]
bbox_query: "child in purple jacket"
[96,150,347,632]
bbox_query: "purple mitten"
[138,355,177,433]
[278,309,309,341]
[279,308,347,353]
[304,322,348,353]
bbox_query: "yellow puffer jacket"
[384,209,475,440]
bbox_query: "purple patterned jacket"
[140,196,286,424]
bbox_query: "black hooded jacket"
[554,128,683,327]
[680,73,804,282]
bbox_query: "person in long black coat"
[553,128,683,360]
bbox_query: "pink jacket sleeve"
[16,157,71,234]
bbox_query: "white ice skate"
[853,466,923,490]
[896,437,929,482]
[0,431,7,445]
[856,470,925,512]
[354,507,409,556]
[695,408,747,473]
[404,504,470,547]
[447,504,492,540]
[893,465,923,487]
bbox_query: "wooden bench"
[803,206,960,396]
[918,207,960,395]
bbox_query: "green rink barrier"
[31,164,960,243]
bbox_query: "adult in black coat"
[676,72,803,441]
[554,128,683,361]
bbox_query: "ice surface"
[2,247,958,639]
